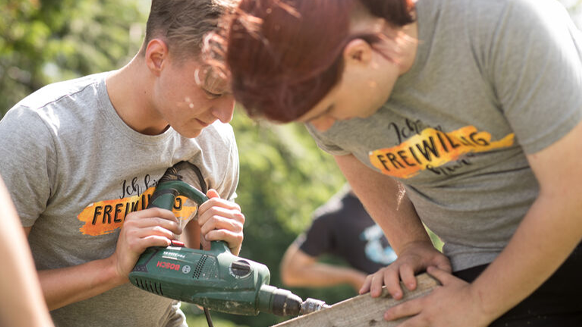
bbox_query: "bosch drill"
[129,164,328,316]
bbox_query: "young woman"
[212,0,582,326]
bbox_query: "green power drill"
[129,163,328,317]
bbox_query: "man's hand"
[111,207,182,282]
[360,241,450,299]
[383,267,491,327]
[198,189,245,256]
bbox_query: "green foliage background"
[1,1,580,326]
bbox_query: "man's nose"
[211,96,235,123]
[310,115,336,132]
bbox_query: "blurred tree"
[0,0,146,114]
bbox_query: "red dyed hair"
[209,0,415,122]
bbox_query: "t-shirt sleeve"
[297,213,335,257]
[304,123,352,156]
[0,106,56,226]
[489,0,582,154]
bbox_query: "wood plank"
[272,273,440,327]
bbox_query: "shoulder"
[438,0,567,15]
[194,121,238,159]
[184,122,239,199]
[429,0,579,69]
[311,189,353,224]
[492,0,572,27]
[14,73,108,111]
[466,0,573,32]
[422,0,572,32]
[199,121,236,145]
[0,104,54,153]
[3,73,109,133]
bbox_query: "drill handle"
[210,239,231,253]
[148,180,232,254]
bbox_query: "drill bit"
[300,298,330,315]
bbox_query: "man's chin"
[176,128,203,138]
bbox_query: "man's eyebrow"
[305,104,334,123]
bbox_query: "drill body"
[128,170,327,316]
[131,239,283,315]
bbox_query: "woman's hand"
[360,241,450,300]
[383,266,492,327]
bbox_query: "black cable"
[199,240,214,327]
[204,307,214,327]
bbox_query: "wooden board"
[272,273,440,327]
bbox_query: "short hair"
[210,0,415,122]
[141,0,239,62]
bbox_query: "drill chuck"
[257,285,329,316]
[258,285,329,316]
[259,285,302,316]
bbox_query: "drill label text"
[157,261,181,271]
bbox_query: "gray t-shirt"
[307,0,582,271]
[0,72,239,326]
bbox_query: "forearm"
[281,243,368,290]
[335,154,431,253]
[471,120,582,321]
[0,245,54,326]
[471,194,582,320]
[0,180,54,326]
[39,256,126,311]
[357,186,431,254]
[283,262,367,290]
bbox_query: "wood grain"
[272,273,440,327]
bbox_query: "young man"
[218,0,582,326]
[0,0,243,326]
[280,185,397,292]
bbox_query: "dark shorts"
[453,242,582,327]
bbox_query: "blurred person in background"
[281,184,396,292]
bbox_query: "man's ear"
[343,39,373,66]
[145,39,169,75]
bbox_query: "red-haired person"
[212,0,582,326]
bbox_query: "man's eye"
[203,88,223,98]
[195,66,229,98]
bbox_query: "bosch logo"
[156,261,180,271]
[182,265,191,274]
